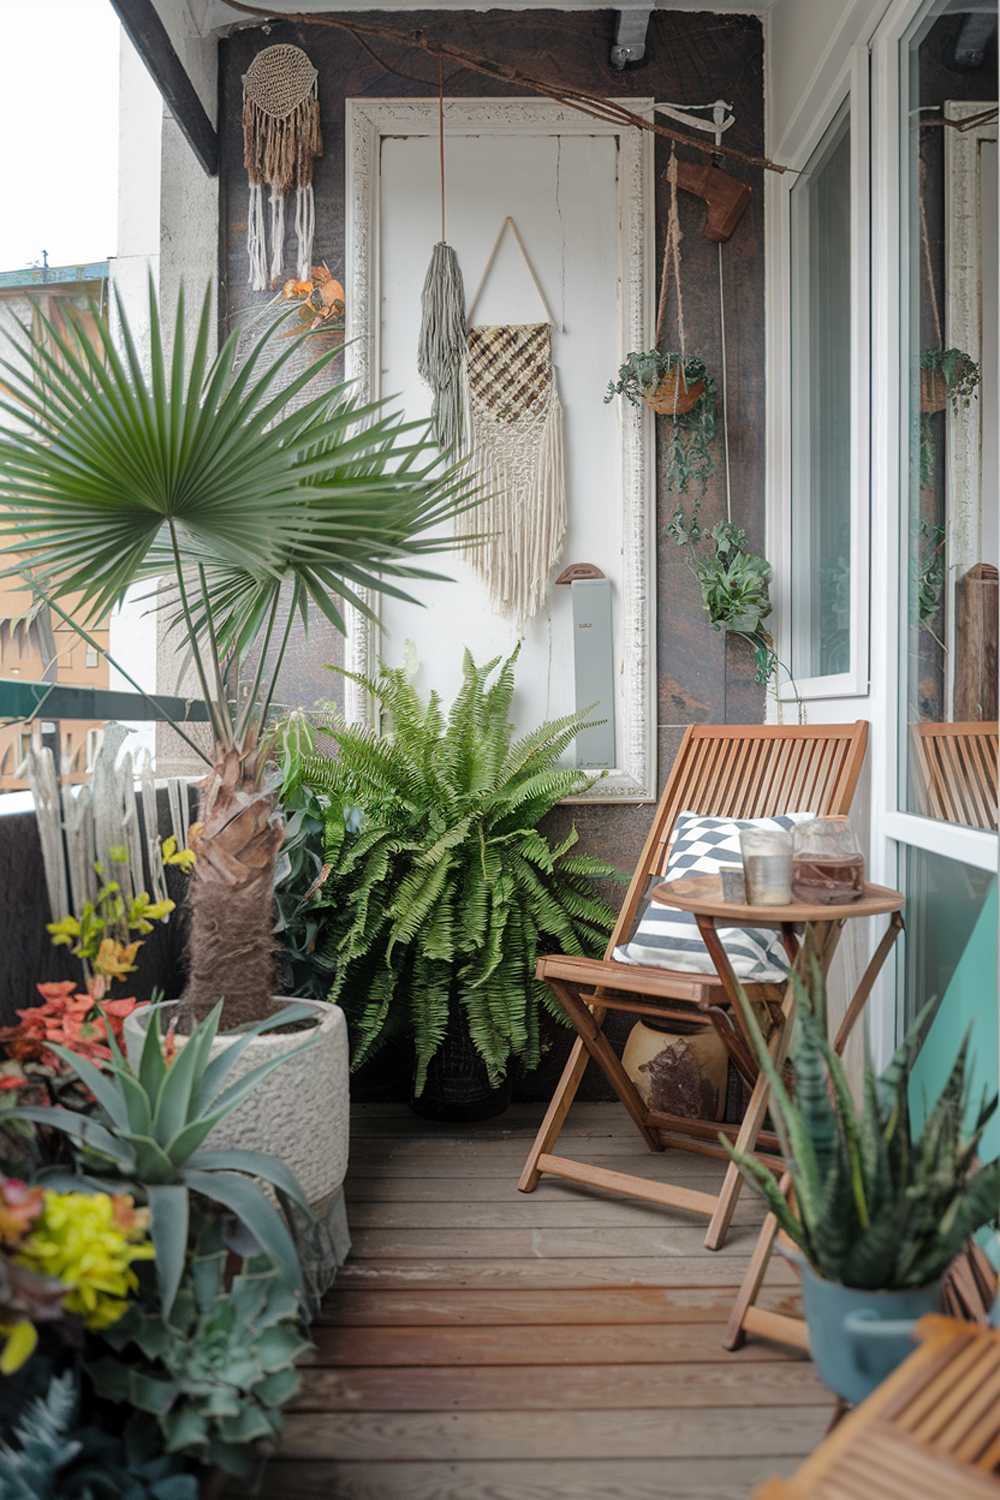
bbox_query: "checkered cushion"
[613,810,815,983]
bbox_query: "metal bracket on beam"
[610,6,653,71]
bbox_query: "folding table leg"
[723,1173,787,1349]
[723,912,903,1345]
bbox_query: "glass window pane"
[790,101,853,680]
[899,5,998,832]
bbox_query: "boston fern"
[727,967,1000,1291]
[293,649,623,1093]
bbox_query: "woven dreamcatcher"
[459,218,567,624]
[243,44,323,292]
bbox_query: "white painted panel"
[378,129,622,743]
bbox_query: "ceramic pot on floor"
[792,1252,944,1405]
[622,1018,728,1121]
[125,997,350,1299]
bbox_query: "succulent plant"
[17,1002,315,1317]
[0,1369,198,1500]
[726,964,1000,1290]
[87,1231,310,1479]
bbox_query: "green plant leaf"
[147,1184,190,1321]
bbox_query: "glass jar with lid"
[791,816,864,904]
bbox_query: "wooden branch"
[220,0,789,175]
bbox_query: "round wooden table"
[651,872,905,1349]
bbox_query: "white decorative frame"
[344,96,656,802]
[944,100,997,714]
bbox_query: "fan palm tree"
[0,281,480,1029]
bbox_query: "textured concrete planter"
[125,998,351,1295]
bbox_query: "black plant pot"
[410,1005,512,1123]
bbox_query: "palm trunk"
[184,746,284,1029]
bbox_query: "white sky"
[0,0,120,272]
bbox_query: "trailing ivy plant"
[604,351,717,494]
[667,503,790,692]
[725,964,1000,1290]
[288,648,624,1093]
[919,346,981,488]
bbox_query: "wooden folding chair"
[518,721,870,1249]
[912,720,998,832]
[755,1315,1000,1498]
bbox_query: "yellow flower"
[0,1318,37,1374]
[161,836,196,873]
[15,1191,154,1331]
[46,914,81,947]
[94,938,141,979]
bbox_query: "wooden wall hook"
[671,159,751,242]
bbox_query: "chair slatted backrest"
[608,722,870,953]
[912,721,998,832]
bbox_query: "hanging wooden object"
[672,158,751,242]
[954,563,999,722]
[459,217,566,624]
[417,69,467,452]
[242,43,323,292]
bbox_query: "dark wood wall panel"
[216,7,766,1100]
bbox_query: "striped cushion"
[613,810,815,983]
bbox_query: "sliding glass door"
[877,0,997,1130]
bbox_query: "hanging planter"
[645,364,706,416]
[605,350,716,492]
[604,153,717,494]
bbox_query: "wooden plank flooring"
[260,1102,832,1499]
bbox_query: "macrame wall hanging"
[417,67,467,452]
[242,43,323,292]
[458,217,567,624]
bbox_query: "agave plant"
[16,1002,314,1318]
[0,280,480,1029]
[290,647,623,1092]
[88,1227,308,1480]
[726,966,1000,1290]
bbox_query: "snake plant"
[289,648,623,1093]
[16,1003,314,1318]
[726,966,1000,1290]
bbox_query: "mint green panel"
[910,882,998,1163]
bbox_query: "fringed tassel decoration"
[418,242,468,453]
[247,183,268,293]
[242,44,323,292]
[460,375,567,625]
[295,184,315,281]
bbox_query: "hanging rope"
[918,156,944,349]
[655,149,687,357]
[717,242,732,524]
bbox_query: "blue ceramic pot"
[798,1258,943,1404]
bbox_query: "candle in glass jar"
[739,828,793,905]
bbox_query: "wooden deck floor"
[261,1102,833,1499]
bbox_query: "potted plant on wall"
[0,283,480,1236]
[665,500,800,708]
[919,345,981,486]
[605,350,717,494]
[726,967,1000,1405]
[285,647,623,1119]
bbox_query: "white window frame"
[768,50,872,703]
